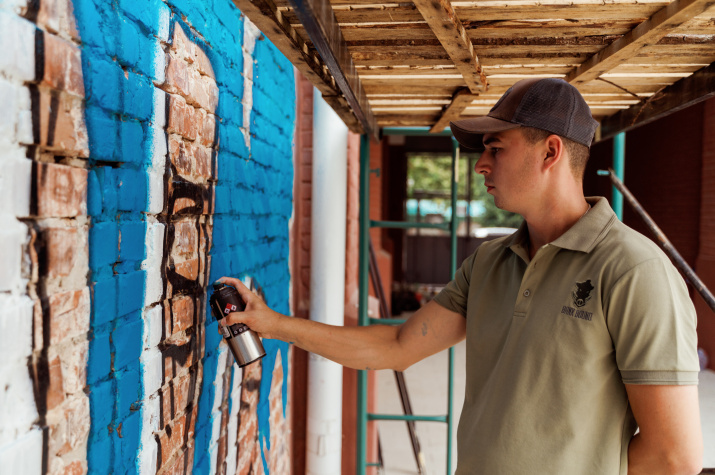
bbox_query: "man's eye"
[490,148,500,155]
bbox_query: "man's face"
[474,128,543,214]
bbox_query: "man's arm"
[626,384,702,475]
[219,276,466,371]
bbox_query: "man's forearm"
[268,314,406,371]
[628,430,702,475]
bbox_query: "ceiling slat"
[566,0,714,86]
[429,89,479,132]
[600,62,715,139]
[411,0,488,93]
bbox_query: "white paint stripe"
[139,13,170,473]
[242,17,262,152]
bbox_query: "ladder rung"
[368,318,406,326]
[370,220,449,230]
[368,413,448,423]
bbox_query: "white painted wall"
[306,90,348,475]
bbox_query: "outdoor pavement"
[376,337,715,474]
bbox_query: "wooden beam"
[287,0,379,139]
[411,0,487,93]
[566,0,714,86]
[429,89,479,133]
[231,0,365,134]
[599,62,715,140]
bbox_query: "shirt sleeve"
[604,257,700,385]
[432,248,480,318]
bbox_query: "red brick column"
[696,97,715,369]
[290,72,314,475]
[22,3,92,474]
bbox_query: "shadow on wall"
[21,0,298,473]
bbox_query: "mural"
[0,0,295,473]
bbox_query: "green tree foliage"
[407,153,522,229]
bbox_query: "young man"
[221,78,703,474]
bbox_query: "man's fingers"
[217,276,254,302]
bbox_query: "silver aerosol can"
[209,281,266,367]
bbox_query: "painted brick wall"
[0,0,295,474]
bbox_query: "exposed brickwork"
[290,73,314,475]
[2,0,295,474]
[696,97,715,368]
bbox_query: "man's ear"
[542,135,564,172]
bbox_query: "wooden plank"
[600,62,715,139]
[288,0,379,138]
[566,0,714,86]
[429,89,479,132]
[411,0,487,93]
[232,0,368,134]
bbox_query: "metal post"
[612,132,625,220]
[447,138,459,475]
[357,134,371,475]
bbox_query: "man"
[221,78,703,474]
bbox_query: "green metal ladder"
[357,129,461,474]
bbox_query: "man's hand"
[215,276,466,372]
[626,384,702,475]
[217,276,284,340]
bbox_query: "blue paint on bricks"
[123,72,155,122]
[87,331,112,384]
[116,363,141,418]
[85,107,118,162]
[89,222,119,268]
[119,220,146,262]
[112,314,143,371]
[89,378,115,439]
[116,271,145,317]
[91,277,117,326]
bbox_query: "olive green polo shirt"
[434,196,699,475]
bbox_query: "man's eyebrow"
[483,136,501,146]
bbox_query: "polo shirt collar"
[502,196,617,255]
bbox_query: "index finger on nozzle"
[217,276,253,300]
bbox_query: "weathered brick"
[46,394,90,459]
[157,405,197,465]
[47,356,66,410]
[189,74,218,113]
[35,0,80,40]
[34,162,88,217]
[44,227,86,279]
[159,371,193,429]
[167,94,199,141]
[200,111,216,147]
[48,287,90,345]
[166,53,190,99]
[42,32,84,98]
[161,334,195,385]
[168,134,193,177]
[32,86,89,157]
[170,26,193,63]
[172,258,199,282]
[170,295,195,335]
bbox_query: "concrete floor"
[376,342,715,474]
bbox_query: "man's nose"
[474,155,489,175]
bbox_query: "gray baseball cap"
[450,78,599,150]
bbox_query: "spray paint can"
[209,281,266,367]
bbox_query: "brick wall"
[696,98,715,369]
[0,0,295,473]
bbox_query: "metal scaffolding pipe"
[598,168,715,313]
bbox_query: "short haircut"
[520,127,590,179]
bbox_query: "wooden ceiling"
[232,0,715,140]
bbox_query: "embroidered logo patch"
[560,280,594,321]
[572,280,594,308]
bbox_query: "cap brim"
[450,116,520,151]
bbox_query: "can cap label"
[223,303,237,315]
